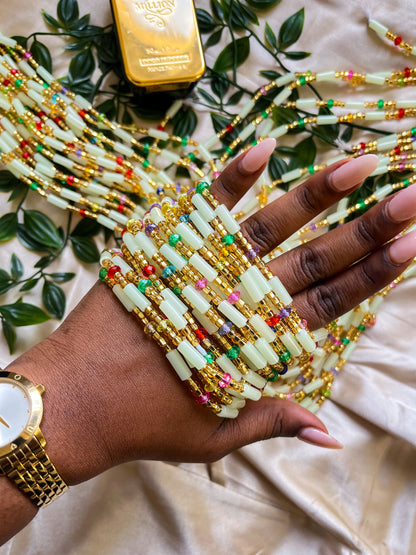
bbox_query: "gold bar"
[111,0,206,92]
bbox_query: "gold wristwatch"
[0,370,68,507]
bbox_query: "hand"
[7,141,416,487]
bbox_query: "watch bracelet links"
[1,436,68,507]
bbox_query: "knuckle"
[353,216,378,248]
[294,182,321,215]
[214,174,238,203]
[296,244,331,284]
[241,217,278,253]
[306,284,342,323]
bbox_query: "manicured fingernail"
[239,138,276,174]
[388,183,416,222]
[389,230,416,264]
[297,427,343,449]
[331,154,379,191]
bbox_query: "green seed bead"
[205,352,215,363]
[42,83,49,89]
[280,350,291,363]
[99,268,107,281]
[411,127,416,136]
[358,324,366,331]
[226,345,240,359]
[225,146,233,155]
[30,182,38,191]
[398,77,404,87]
[196,181,210,194]
[267,369,280,382]
[307,164,315,175]
[168,233,181,247]
[142,159,150,169]
[221,234,235,245]
[298,119,305,129]
[377,99,384,109]
[358,201,366,211]
[261,110,268,119]
[327,99,334,109]
[14,79,22,88]
[299,76,306,85]
[36,145,44,152]
[172,286,181,296]
[321,388,331,398]
[27,123,35,131]
[251,140,258,147]
[138,279,152,292]
[188,152,196,162]
[403,179,410,187]
[331,321,337,330]
[341,337,350,345]
[97,113,106,122]
[181,137,187,147]
[143,143,149,154]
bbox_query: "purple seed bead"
[61,87,68,94]
[145,224,158,236]
[98,165,104,172]
[219,322,232,336]
[310,223,317,231]
[330,367,339,375]
[246,249,257,260]
[298,374,306,384]
[76,149,82,158]
[279,307,291,318]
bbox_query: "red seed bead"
[266,315,280,327]
[398,108,405,119]
[79,209,86,218]
[20,140,28,148]
[54,116,62,124]
[36,121,43,130]
[3,79,10,86]
[394,36,402,46]
[117,203,124,213]
[394,146,401,155]
[404,67,411,78]
[360,142,366,150]
[116,156,124,165]
[126,169,133,179]
[22,152,29,159]
[37,111,46,118]
[10,69,17,75]
[225,124,234,133]
[107,265,121,279]
[78,109,86,118]
[157,125,165,131]
[66,175,75,185]
[142,264,156,277]
[121,227,128,236]
[67,143,75,149]
[195,327,208,340]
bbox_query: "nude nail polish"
[331,154,379,191]
[238,138,276,174]
[297,427,343,449]
[389,231,416,264]
[388,183,416,222]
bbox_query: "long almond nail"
[331,154,379,191]
[297,427,343,449]
[389,230,416,264]
[388,184,416,222]
[239,138,276,174]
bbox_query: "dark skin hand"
[2,143,416,546]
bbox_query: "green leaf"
[265,22,277,49]
[42,280,66,319]
[71,218,101,237]
[284,51,311,60]
[23,210,63,250]
[213,37,250,73]
[11,36,28,48]
[31,40,53,73]
[68,49,95,85]
[341,125,353,143]
[11,254,23,280]
[210,0,224,22]
[259,70,281,81]
[211,72,229,98]
[57,0,79,29]
[2,319,16,355]
[19,279,39,292]
[70,236,100,263]
[239,3,259,26]
[0,170,19,192]
[268,154,288,184]
[272,106,299,126]
[0,269,13,296]
[172,107,197,138]
[206,28,223,48]
[288,136,316,170]
[196,8,218,33]
[198,88,218,106]
[311,107,339,146]
[16,224,50,252]
[70,13,90,31]
[42,9,61,29]
[0,213,18,242]
[278,8,304,50]
[246,0,281,9]
[0,302,50,326]
[48,272,75,283]
[8,182,26,202]
[211,113,233,135]
[227,90,244,105]
[34,255,54,269]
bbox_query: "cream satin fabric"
[1,0,416,553]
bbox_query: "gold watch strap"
[2,435,68,507]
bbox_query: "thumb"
[218,398,343,452]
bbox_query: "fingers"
[215,397,342,454]
[210,138,276,208]
[292,231,416,329]
[240,155,379,256]
[269,183,416,295]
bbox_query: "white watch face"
[0,379,32,448]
